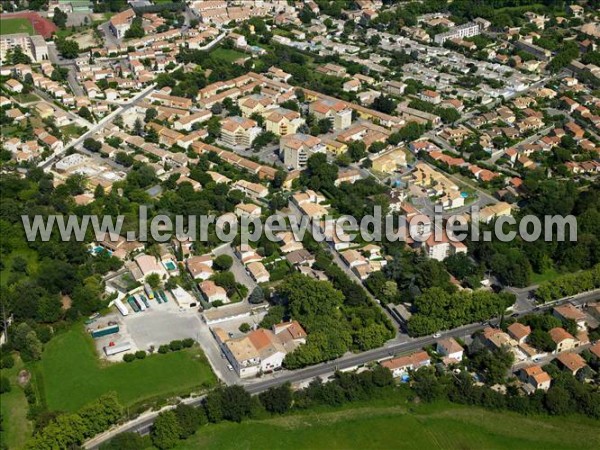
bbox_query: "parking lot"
[89,295,205,361]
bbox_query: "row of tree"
[407,287,515,336]
[536,264,600,303]
[28,393,122,450]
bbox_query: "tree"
[52,8,68,28]
[239,322,251,333]
[174,404,203,439]
[372,95,396,114]
[0,376,11,394]
[545,386,573,415]
[145,273,161,289]
[348,140,367,162]
[56,38,80,59]
[213,254,233,271]
[83,138,102,153]
[133,118,144,136]
[248,286,265,304]
[124,17,145,39]
[145,108,158,123]
[100,433,152,450]
[78,106,93,122]
[204,386,255,423]
[152,410,182,450]
[259,383,292,414]
[527,329,555,352]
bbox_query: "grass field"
[0,247,39,287]
[210,47,247,63]
[11,93,39,103]
[531,267,560,284]
[35,327,216,412]
[0,18,34,36]
[0,356,34,450]
[177,399,600,450]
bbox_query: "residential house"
[436,338,464,363]
[553,305,587,331]
[556,352,587,375]
[549,327,577,353]
[380,351,431,378]
[200,280,228,303]
[507,322,531,345]
[247,261,270,283]
[520,365,552,392]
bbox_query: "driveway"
[212,244,256,293]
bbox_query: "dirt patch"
[17,370,31,386]
[70,30,97,49]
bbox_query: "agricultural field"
[34,326,216,412]
[0,18,34,35]
[177,399,600,450]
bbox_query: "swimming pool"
[91,246,112,255]
[163,260,177,271]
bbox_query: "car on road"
[432,332,442,338]
[227,364,233,371]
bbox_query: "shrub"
[169,340,183,352]
[158,345,170,354]
[135,351,147,360]
[123,353,136,362]
[0,354,15,369]
[0,376,11,394]
[182,338,194,348]
[239,323,251,333]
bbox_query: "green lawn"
[0,247,39,287]
[12,93,39,103]
[210,48,247,63]
[0,18,34,36]
[35,327,216,412]
[0,356,34,450]
[60,123,86,141]
[531,267,560,284]
[177,399,600,450]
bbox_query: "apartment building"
[281,133,325,169]
[434,22,480,45]
[0,34,49,63]
[109,8,136,39]
[264,108,305,136]
[220,116,262,148]
[309,98,352,130]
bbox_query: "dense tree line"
[28,393,122,449]
[407,287,515,336]
[413,364,600,419]
[272,273,393,369]
[536,264,600,303]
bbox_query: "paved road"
[83,288,599,448]
[38,83,157,169]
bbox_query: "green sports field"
[35,326,216,412]
[177,399,600,450]
[0,18,34,36]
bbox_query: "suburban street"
[38,82,157,169]
[83,288,600,449]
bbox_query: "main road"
[38,82,157,169]
[83,289,599,449]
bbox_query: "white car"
[227,364,233,371]
[433,332,442,339]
